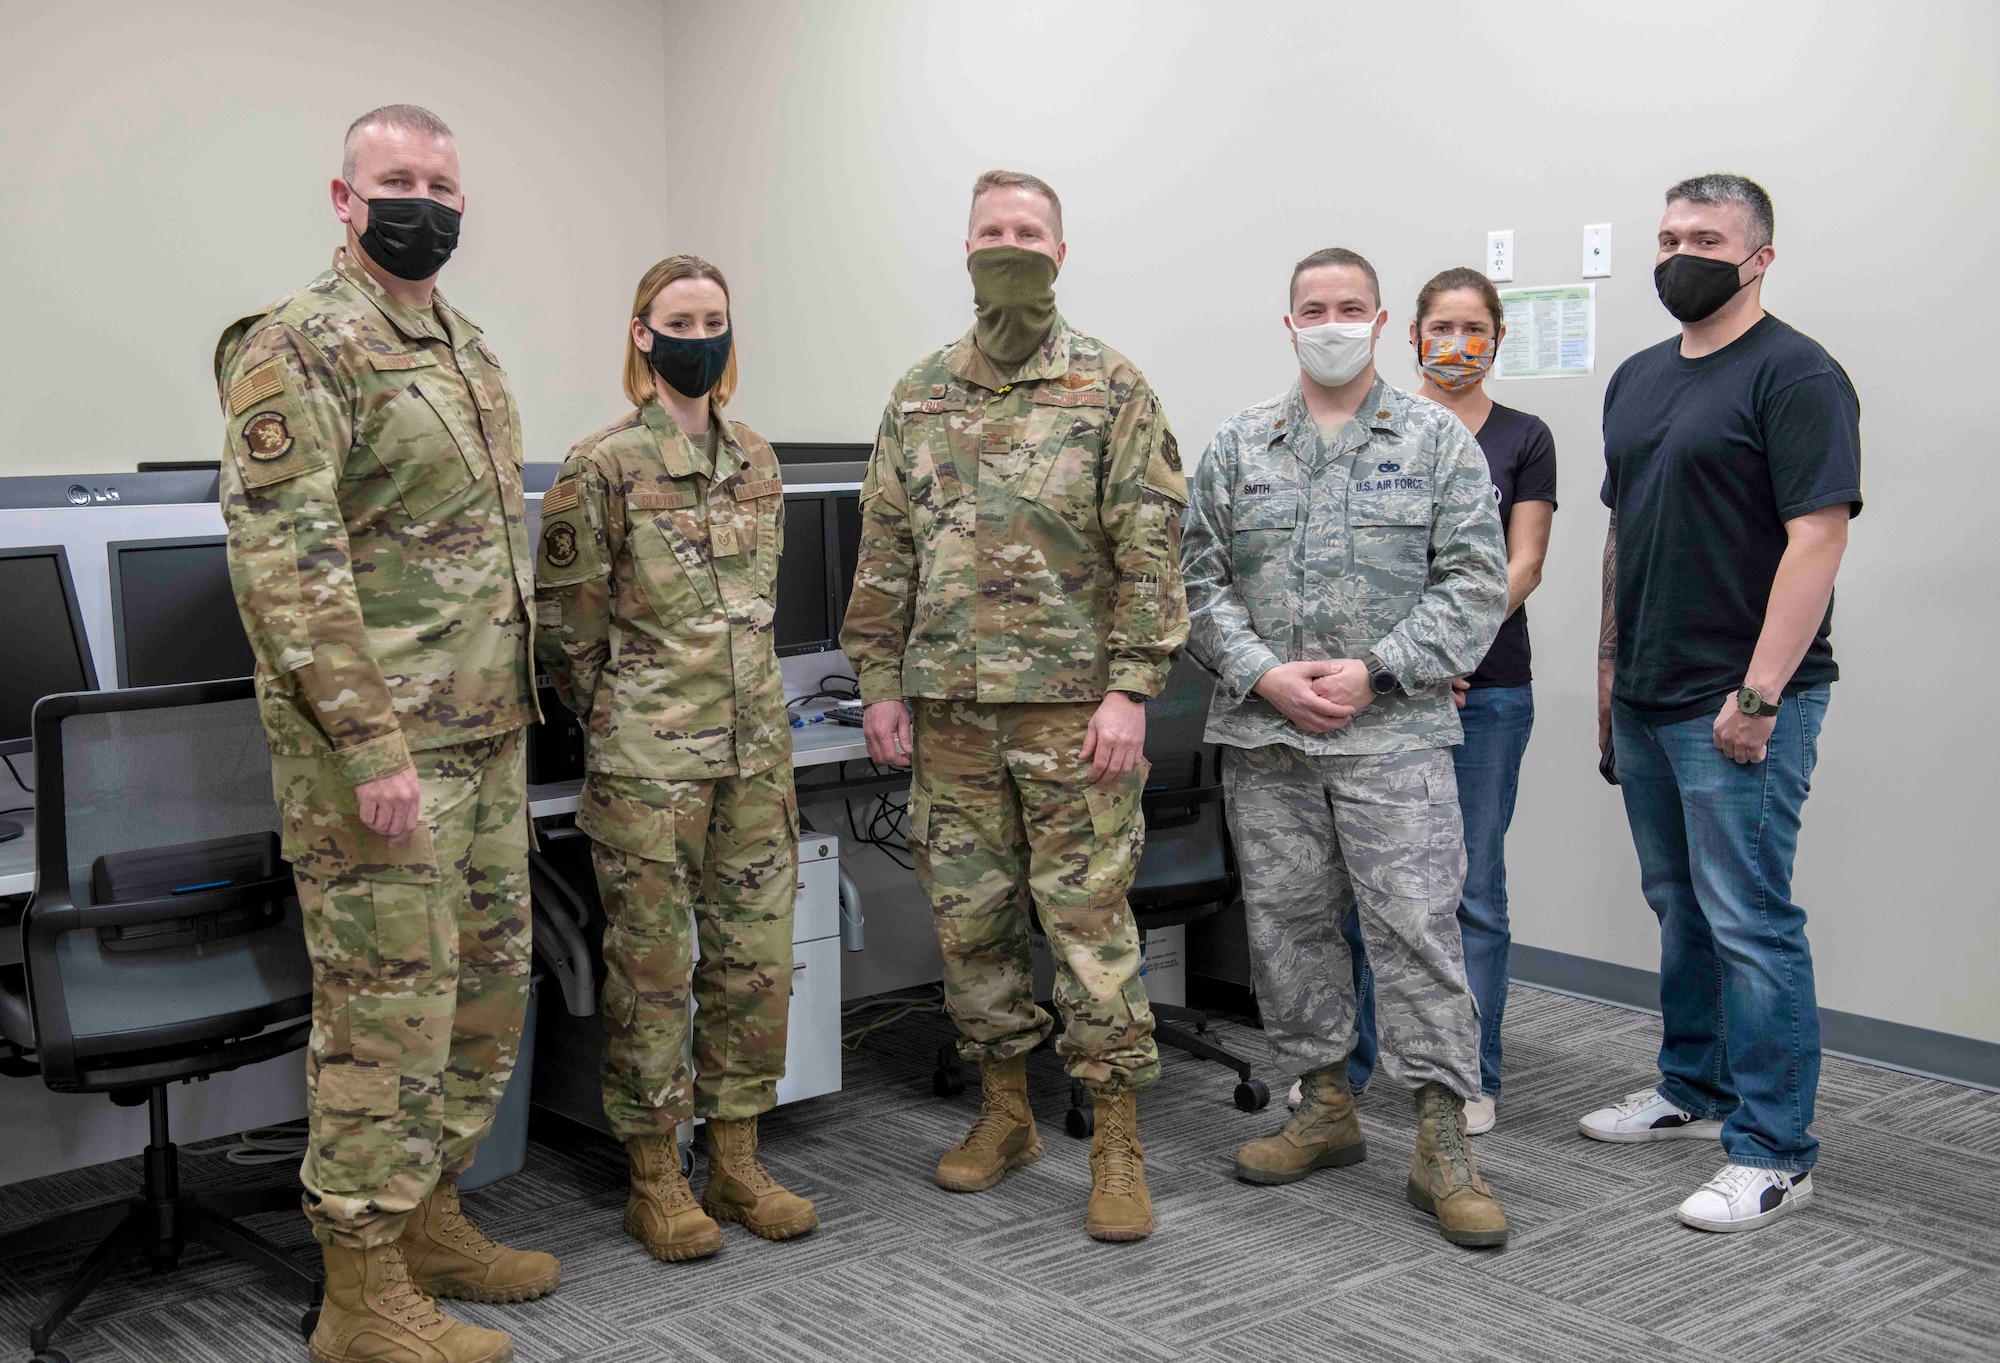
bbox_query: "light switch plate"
[1486,230,1515,282]
[1583,222,1612,277]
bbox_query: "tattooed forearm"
[1597,513,1618,662]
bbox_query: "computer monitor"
[107,537,257,688]
[0,546,98,839]
[775,493,840,657]
[833,490,862,619]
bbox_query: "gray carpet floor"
[3,985,1997,1362]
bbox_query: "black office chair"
[929,654,1271,1136]
[0,680,320,1363]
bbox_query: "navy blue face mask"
[354,192,461,281]
[641,326,731,399]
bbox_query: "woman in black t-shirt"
[1337,268,1556,1134]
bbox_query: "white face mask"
[1290,317,1376,388]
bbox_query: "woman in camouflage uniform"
[534,256,815,1263]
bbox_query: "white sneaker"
[1677,1164,1814,1233]
[1464,1094,1496,1135]
[1579,1088,1723,1143]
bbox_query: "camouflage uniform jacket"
[840,318,1190,705]
[533,402,790,780]
[1182,377,1507,754]
[213,248,535,786]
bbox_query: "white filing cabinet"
[776,833,842,1106]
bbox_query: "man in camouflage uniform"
[1182,248,1513,1248]
[535,254,816,1265]
[841,170,1188,1243]
[215,105,557,1363]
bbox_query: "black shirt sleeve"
[1513,416,1559,509]
[1763,370,1863,521]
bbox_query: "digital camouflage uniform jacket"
[840,318,1190,705]
[213,248,536,784]
[1182,377,1507,754]
[533,402,791,783]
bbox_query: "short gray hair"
[342,104,455,180]
[1666,173,1774,249]
[969,169,1063,240]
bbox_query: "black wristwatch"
[1735,684,1779,718]
[1113,690,1148,704]
[1364,653,1399,697]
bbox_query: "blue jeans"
[1344,683,1534,1096]
[1613,687,1828,1173]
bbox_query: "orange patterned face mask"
[1418,334,1496,391]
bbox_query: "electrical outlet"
[1487,230,1515,282]
[1583,223,1612,277]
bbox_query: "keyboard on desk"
[824,702,866,727]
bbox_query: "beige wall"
[659,0,2000,1042]
[0,0,672,476]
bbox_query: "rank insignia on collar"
[1376,409,1392,419]
[242,411,292,461]
[931,384,946,398]
[542,521,579,568]
[1060,372,1093,390]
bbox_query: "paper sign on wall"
[1495,284,1595,379]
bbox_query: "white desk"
[0,811,32,900]
[527,710,874,819]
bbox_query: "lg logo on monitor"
[65,484,121,506]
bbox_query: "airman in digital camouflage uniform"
[214,106,557,1363]
[535,255,817,1266]
[1182,248,1513,1248]
[840,170,1188,1243]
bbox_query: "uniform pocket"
[367,372,479,518]
[316,1062,399,1117]
[905,786,932,851]
[1350,491,1432,583]
[630,517,721,625]
[366,879,438,979]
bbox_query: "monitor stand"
[0,819,20,845]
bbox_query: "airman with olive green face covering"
[840,170,1189,1243]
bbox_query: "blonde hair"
[623,255,738,409]
[969,169,1063,240]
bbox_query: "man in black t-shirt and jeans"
[1579,174,1860,1235]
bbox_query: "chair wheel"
[932,1066,966,1097]
[1235,1080,1271,1112]
[1065,1105,1094,1139]
[300,1305,321,1342]
[32,1351,73,1363]
[680,1145,695,1178]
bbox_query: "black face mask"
[1653,250,1759,323]
[354,192,461,281]
[641,326,731,399]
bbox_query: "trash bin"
[460,974,540,1191]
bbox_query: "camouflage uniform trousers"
[580,765,798,1137]
[1222,742,1482,1098]
[908,699,1158,1092]
[277,729,532,1249]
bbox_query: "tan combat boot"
[1235,1067,1368,1185]
[624,1135,724,1262]
[1406,1082,1510,1248]
[701,1116,820,1240]
[309,1240,514,1363]
[1086,1088,1154,1242]
[398,1174,562,1304]
[935,1053,1044,1193]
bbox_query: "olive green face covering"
[967,245,1059,367]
